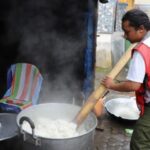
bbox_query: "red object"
[132,43,150,115]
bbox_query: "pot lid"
[0,113,18,141]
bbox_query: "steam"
[3,0,89,104]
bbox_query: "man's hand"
[101,76,115,89]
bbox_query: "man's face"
[122,20,145,43]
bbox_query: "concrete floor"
[93,109,135,150]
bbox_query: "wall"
[96,34,112,68]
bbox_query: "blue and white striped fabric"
[0,63,43,113]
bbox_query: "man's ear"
[138,25,145,31]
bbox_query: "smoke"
[0,0,93,104]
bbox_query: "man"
[102,9,150,149]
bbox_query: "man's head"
[99,0,108,4]
[122,9,150,43]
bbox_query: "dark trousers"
[130,105,150,150]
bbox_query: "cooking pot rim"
[17,103,97,140]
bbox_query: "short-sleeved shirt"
[127,51,145,83]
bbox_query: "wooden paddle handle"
[75,43,137,127]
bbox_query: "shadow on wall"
[0,0,97,103]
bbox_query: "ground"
[94,109,135,150]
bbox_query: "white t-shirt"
[126,51,150,103]
[127,51,145,83]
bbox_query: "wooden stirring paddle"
[74,43,137,127]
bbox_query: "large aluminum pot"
[16,103,97,150]
[0,113,18,141]
[0,113,20,150]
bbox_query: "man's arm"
[101,76,141,92]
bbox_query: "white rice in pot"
[22,118,86,139]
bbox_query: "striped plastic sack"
[0,63,43,113]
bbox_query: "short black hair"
[122,9,150,30]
